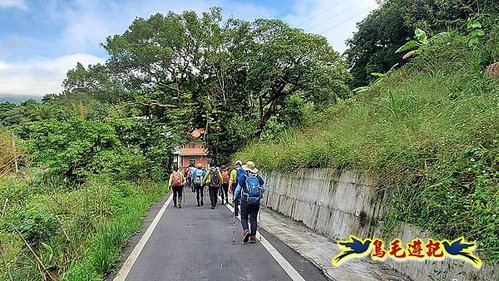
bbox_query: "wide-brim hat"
[242,161,258,173]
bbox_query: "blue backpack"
[244,173,263,205]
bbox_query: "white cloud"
[0,0,379,97]
[0,0,28,10]
[56,0,275,54]
[0,54,104,96]
[54,0,376,56]
[283,0,379,53]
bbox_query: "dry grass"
[0,130,18,178]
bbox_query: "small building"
[172,128,209,171]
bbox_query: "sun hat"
[196,163,203,168]
[242,161,258,173]
[235,160,242,166]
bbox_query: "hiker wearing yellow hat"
[233,161,265,244]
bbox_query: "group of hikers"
[168,160,265,243]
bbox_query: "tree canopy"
[345,0,499,87]
[59,7,350,164]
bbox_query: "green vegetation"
[1,174,164,280]
[0,7,350,279]
[236,31,499,260]
[345,0,499,87]
[1,1,498,278]
[74,8,350,163]
[0,100,168,280]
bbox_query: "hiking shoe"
[211,206,215,209]
[178,203,182,209]
[242,229,251,243]
[249,236,257,243]
[197,203,200,207]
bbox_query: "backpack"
[221,171,230,184]
[235,168,245,185]
[172,172,182,187]
[193,169,203,185]
[209,170,220,186]
[244,172,263,205]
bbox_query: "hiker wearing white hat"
[233,161,265,244]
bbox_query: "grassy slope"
[236,33,499,260]
[0,173,166,280]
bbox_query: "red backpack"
[221,171,230,185]
[172,172,182,187]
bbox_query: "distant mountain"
[0,94,43,104]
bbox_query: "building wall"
[181,156,208,169]
[181,141,205,155]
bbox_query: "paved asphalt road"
[122,189,330,281]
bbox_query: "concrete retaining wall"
[261,169,498,281]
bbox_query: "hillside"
[236,31,499,260]
[0,95,42,104]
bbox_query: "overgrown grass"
[0,172,166,280]
[236,32,499,261]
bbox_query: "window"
[189,156,196,166]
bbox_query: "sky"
[0,0,379,97]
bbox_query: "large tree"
[63,7,351,163]
[243,19,350,137]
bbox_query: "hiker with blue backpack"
[229,160,244,216]
[191,163,207,207]
[233,161,265,244]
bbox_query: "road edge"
[104,192,172,281]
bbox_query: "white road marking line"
[113,193,173,281]
[221,196,306,281]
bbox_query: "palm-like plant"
[395,28,428,59]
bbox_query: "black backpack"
[209,170,220,186]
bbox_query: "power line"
[295,0,349,28]
[305,0,366,32]
[316,7,373,34]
